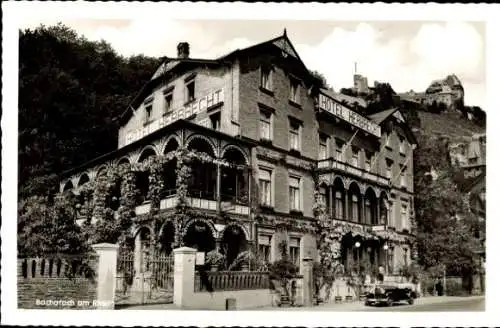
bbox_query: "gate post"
[173,247,197,308]
[92,243,119,309]
[302,257,314,307]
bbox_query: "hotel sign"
[317,92,381,138]
[124,89,224,146]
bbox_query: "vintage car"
[364,284,416,307]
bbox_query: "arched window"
[335,191,343,219]
[163,139,179,196]
[365,188,377,225]
[348,183,361,223]
[351,195,359,222]
[137,148,157,203]
[319,186,327,207]
[188,138,216,200]
[221,148,248,204]
[333,178,345,220]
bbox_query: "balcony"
[134,189,249,216]
[317,158,390,186]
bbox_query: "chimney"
[177,42,190,59]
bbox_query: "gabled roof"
[368,108,399,125]
[119,30,317,124]
[368,108,417,145]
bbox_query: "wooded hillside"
[19,23,162,197]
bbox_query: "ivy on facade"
[73,146,239,248]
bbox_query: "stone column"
[134,232,142,275]
[173,247,197,308]
[344,195,349,221]
[216,162,221,214]
[329,186,333,217]
[302,258,314,307]
[359,194,365,224]
[375,197,380,225]
[92,243,119,309]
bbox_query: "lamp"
[354,241,361,276]
[383,243,389,275]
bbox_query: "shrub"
[206,250,225,267]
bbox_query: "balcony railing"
[194,271,270,292]
[324,216,384,229]
[317,158,391,186]
[135,189,250,216]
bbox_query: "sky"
[19,19,486,108]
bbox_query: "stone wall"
[17,257,98,309]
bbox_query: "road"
[359,296,485,312]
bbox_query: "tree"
[309,70,331,90]
[18,194,88,257]
[413,133,483,287]
[19,23,162,197]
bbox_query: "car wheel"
[386,299,393,307]
[408,297,414,305]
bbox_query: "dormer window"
[185,79,195,103]
[261,66,273,91]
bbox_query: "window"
[365,198,372,224]
[399,135,405,154]
[401,203,408,230]
[261,66,273,91]
[164,91,173,114]
[400,166,407,187]
[336,140,345,162]
[259,169,272,206]
[290,78,299,103]
[385,159,393,179]
[389,202,395,228]
[185,79,195,103]
[258,235,272,263]
[259,111,272,141]
[145,104,153,123]
[365,152,373,171]
[289,121,301,151]
[319,187,327,206]
[289,237,300,267]
[319,134,328,160]
[209,112,221,131]
[351,194,359,222]
[289,176,301,211]
[335,191,344,219]
[351,147,360,167]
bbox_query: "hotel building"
[59,31,417,276]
